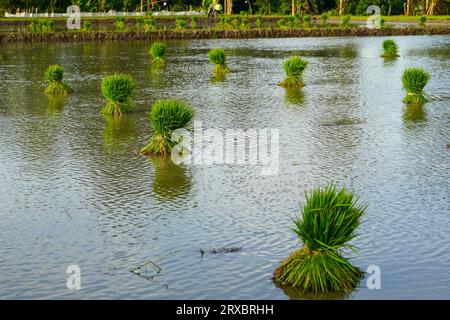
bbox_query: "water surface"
[0,36,449,299]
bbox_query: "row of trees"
[0,0,448,16]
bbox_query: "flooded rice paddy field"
[0,35,449,299]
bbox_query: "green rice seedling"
[277,18,287,29]
[255,15,263,28]
[144,18,156,31]
[231,17,241,29]
[321,13,329,27]
[240,13,250,29]
[273,183,366,293]
[176,16,187,30]
[29,19,39,32]
[341,15,351,28]
[401,67,430,104]
[190,16,198,29]
[41,19,54,32]
[279,56,308,88]
[223,16,232,29]
[44,64,72,95]
[287,16,296,28]
[419,15,427,26]
[208,48,230,74]
[135,17,144,31]
[149,42,167,63]
[115,16,126,31]
[82,21,92,31]
[293,13,300,27]
[101,74,136,116]
[302,15,312,28]
[140,99,194,156]
[381,39,399,58]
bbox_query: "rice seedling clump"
[208,48,230,74]
[273,183,366,293]
[44,64,72,95]
[140,99,194,157]
[402,67,430,104]
[381,39,399,58]
[101,73,136,116]
[279,56,308,88]
[149,42,167,63]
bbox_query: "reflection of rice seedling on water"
[403,104,427,123]
[402,68,430,104]
[381,39,399,58]
[279,56,308,88]
[150,157,192,200]
[284,88,305,105]
[47,95,67,114]
[273,184,366,293]
[140,99,194,157]
[101,74,136,116]
[44,64,72,95]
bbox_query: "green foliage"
[44,64,72,95]
[101,74,136,115]
[176,16,187,30]
[302,15,312,28]
[341,15,351,28]
[190,16,198,29]
[240,13,250,29]
[279,56,308,88]
[287,15,296,28]
[402,68,430,104]
[321,13,329,27]
[277,18,287,28]
[273,183,366,293]
[82,21,92,31]
[144,18,156,31]
[381,39,399,58]
[141,99,194,156]
[135,17,144,31]
[419,15,427,26]
[255,15,263,28]
[115,16,126,31]
[29,19,55,33]
[149,42,167,63]
[231,17,241,29]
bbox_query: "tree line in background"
[0,0,448,16]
